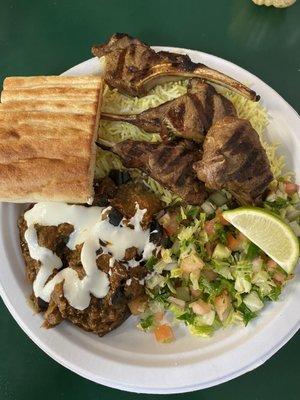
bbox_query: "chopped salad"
[131,180,299,342]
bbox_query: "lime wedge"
[223,207,299,273]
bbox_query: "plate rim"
[0,47,299,394]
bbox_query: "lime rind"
[223,207,299,274]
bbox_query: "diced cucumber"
[243,291,264,312]
[201,200,216,215]
[291,192,300,205]
[289,221,300,237]
[212,243,231,260]
[286,208,300,221]
[176,286,191,301]
[209,191,228,207]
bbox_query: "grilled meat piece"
[98,139,207,205]
[18,178,155,336]
[92,33,259,101]
[193,116,273,205]
[93,176,118,206]
[110,182,163,228]
[102,79,236,142]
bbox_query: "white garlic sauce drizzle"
[24,202,155,310]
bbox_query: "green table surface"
[0,0,299,399]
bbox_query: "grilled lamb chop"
[102,79,236,142]
[193,116,273,205]
[97,139,207,205]
[92,33,259,101]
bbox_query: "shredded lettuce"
[235,274,252,294]
[149,300,165,314]
[212,243,231,260]
[252,270,276,297]
[264,197,289,213]
[223,309,245,327]
[169,304,185,318]
[199,310,216,326]
[232,260,252,293]
[177,310,196,324]
[190,271,200,290]
[238,303,257,325]
[138,315,155,331]
[246,243,261,260]
[161,248,173,263]
[266,286,282,301]
[145,256,158,271]
[178,221,202,242]
[211,260,233,280]
[170,268,182,278]
[146,274,168,290]
[166,279,177,294]
[188,324,214,337]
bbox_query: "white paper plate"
[0,48,299,394]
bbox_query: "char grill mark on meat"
[92,33,259,101]
[101,79,236,142]
[167,102,185,132]
[193,116,273,205]
[98,139,207,205]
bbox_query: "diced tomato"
[168,296,186,309]
[190,287,201,298]
[128,295,148,315]
[284,182,298,195]
[252,257,263,272]
[190,299,211,316]
[266,259,277,271]
[238,232,247,242]
[202,267,218,281]
[154,324,175,343]
[180,254,204,273]
[216,208,230,226]
[273,271,286,285]
[159,212,180,236]
[226,233,241,251]
[214,290,231,322]
[154,312,164,322]
[205,242,214,257]
[228,232,246,251]
[204,219,216,235]
[164,223,178,237]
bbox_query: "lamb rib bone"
[92,33,259,101]
[101,79,236,142]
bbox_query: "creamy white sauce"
[127,259,140,268]
[24,202,154,310]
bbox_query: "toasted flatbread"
[0,100,97,114]
[1,87,100,102]
[3,75,103,88]
[0,75,104,203]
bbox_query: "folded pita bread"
[0,75,104,203]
